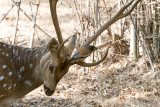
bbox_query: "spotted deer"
[0,36,76,106]
[0,0,140,106]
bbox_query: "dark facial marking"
[49,64,54,73]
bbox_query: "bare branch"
[12,0,21,45]
[120,0,140,19]
[116,0,134,18]
[49,0,63,44]
[82,0,141,47]
[0,3,15,23]
[129,15,154,71]
[10,0,52,38]
[96,41,111,49]
[29,0,40,48]
[74,46,110,67]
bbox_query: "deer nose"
[43,85,55,96]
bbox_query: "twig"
[20,7,52,38]
[125,7,155,71]
[102,0,107,11]
[82,0,141,47]
[112,53,131,58]
[16,41,30,45]
[12,0,21,45]
[96,38,127,49]
[0,3,15,23]
[73,0,85,49]
[29,0,33,18]
[11,0,52,38]
[29,0,40,48]
[73,1,82,26]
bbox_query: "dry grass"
[11,55,160,107]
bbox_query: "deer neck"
[10,45,47,89]
[0,43,50,105]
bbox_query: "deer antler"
[82,0,141,47]
[73,0,141,67]
[49,0,63,44]
[49,0,141,66]
[67,35,77,56]
[74,46,109,67]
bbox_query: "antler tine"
[67,34,77,56]
[49,0,63,44]
[119,0,141,19]
[74,46,110,67]
[57,36,72,61]
[82,0,141,47]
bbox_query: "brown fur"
[0,36,76,106]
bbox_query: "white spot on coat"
[30,64,33,69]
[15,50,18,56]
[29,48,32,51]
[3,84,7,88]
[0,76,4,81]
[41,50,45,54]
[20,66,24,72]
[2,65,7,69]
[18,74,21,79]
[25,80,32,86]
[35,53,38,58]
[6,53,9,56]
[2,52,5,55]
[3,44,6,47]
[13,84,16,87]
[13,49,15,53]
[8,72,12,76]
[8,86,12,90]
[18,56,20,61]
[8,45,11,48]
[34,48,37,50]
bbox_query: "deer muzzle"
[43,85,55,96]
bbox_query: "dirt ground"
[1,0,160,107]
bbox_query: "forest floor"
[10,56,160,107]
[1,0,160,107]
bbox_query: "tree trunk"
[153,3,159,61]
[130,7,139,60]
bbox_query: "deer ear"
[47,38,59,52]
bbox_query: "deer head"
[40,36,76,96]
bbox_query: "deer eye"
[49,64,54,73]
